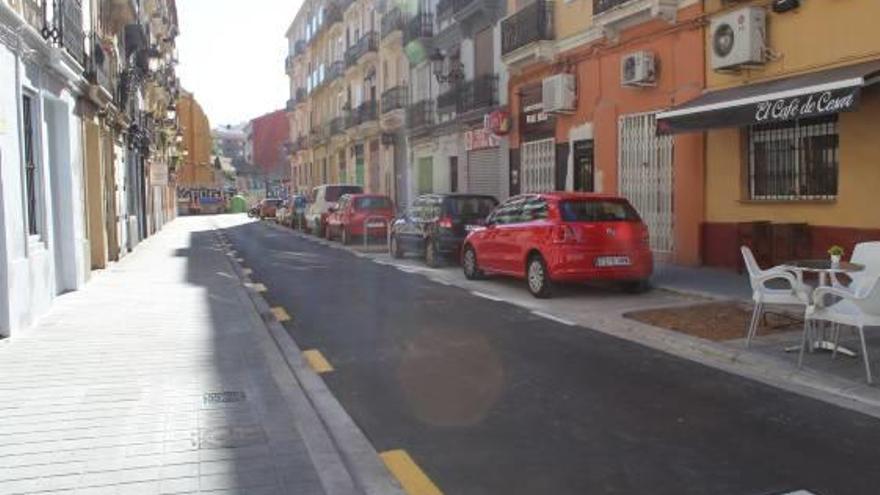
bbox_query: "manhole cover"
[199,426,266,449]
[203,391,246,405]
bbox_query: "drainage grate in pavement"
[198,425,267,449]
[203,391,247,405]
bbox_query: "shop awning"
[656,60,880,134]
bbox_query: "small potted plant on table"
[828,245,845,265]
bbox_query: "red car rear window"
[354,197,392,210]
[559,200,641,222]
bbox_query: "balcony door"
[474,27,493,78]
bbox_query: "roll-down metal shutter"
[467,148,501,199]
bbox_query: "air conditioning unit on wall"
[621,51,656,87]
[542,74,576,114]
[710,6,767,71]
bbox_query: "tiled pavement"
[0,217,330,494]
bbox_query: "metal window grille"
[618,112,674,255]
[22,95,39,236]
[748,115,839,200]
[521,138,555,193]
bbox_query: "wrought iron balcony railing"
[335,0,354,13]
[355,100,378,125]
[85,31,115,97]
[296,87,307,103]
[381,7,404,40]
[501,0,554,56]
[345,32,379,67]
[463,74,498,112]
[327,60,345,82]
[286,98,296,111]
[329,116,345,135]
[404,13,433,44]
[30,0,86,65]
[593,0,634,15]
[381,86,407,114]
[294,39,306,56]
[407,100,435,129]
[285,55,296,72]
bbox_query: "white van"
[304,184,363,236]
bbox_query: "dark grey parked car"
[389,194,498,267]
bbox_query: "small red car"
[325,194,395,244]
[462,192,653,298]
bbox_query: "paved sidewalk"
[0,217,352,494]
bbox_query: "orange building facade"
[504,2,705,265]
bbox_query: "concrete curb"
[212,224,405,495]
[266,220,880,420]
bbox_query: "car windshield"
[354,197,392,210]
[325,186,363,202]
[559,200,641,222]
[444,197,498,218]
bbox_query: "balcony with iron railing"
[295,87,308,104]
[381,7,404,40]
[355,100,378,125]
[381,86,407,114]
[26,0,86,66]
[294,39,307,56]
[501,0,554,56]
[286,98,297,111]
[329,116,345,136]
[407,100,435,131]
[591,0,678,32]
[344,107,358,129]
[85,32,116,100]
[462,74,498,112]
[345,32,379,68]
[327,60,345,82]
[285,55,296,73]
[335,0,354,14]
[404,13,433,45]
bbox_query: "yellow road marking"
[242,268,253,275]
[245,282,267,292]
[302,350,334,374]
[271,307,291,322]
[380,450,443,495]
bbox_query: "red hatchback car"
[462,192,653,298]
[325,194,395,244]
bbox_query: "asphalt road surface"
[222,218,880,495]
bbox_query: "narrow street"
[219,216,880,495]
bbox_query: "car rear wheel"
[424,238,441,268]
[462,245,484,280]
[527,255,554,299]
[390,235,403,259]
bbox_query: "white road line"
[782,491,818,495]
[531,310,576,326]
[470,291,504,302]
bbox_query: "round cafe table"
[781,259,865,357]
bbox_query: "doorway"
[44,98,77,294]
[572,140,594,192]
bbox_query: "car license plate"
[595,256,631,267]
[366,222,385,228]
[465,224,480,232]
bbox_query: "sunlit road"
[221,217,880,495]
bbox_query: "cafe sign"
[754,87,860,124]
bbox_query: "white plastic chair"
[741,246,811,347]
[832,241,880,295]
[799,277,880,384]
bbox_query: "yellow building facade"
[177,91,216,187]
[658,1,880,269]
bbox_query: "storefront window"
[748,115,839,200]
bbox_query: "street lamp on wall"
[430,48,464,84]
